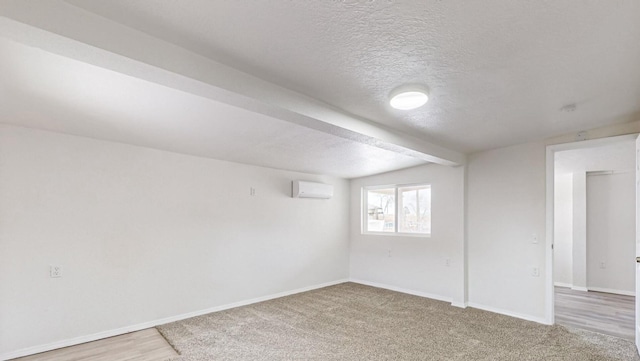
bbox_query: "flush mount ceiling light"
[389,85,429,110]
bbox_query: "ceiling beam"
[0,0,465,166]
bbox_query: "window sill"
[361,231,431,238]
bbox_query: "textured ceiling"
[2,0,639,179]
[0,38,425,179]
[554,140,635,175]
[65,0,640,153]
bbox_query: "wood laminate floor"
[11,328,177,361]
[555,286,635,340]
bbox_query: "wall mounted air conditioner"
[292,180,333,199]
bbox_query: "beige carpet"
[157,283,639,360]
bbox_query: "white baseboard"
[348,280,544,324]
[467,302,549,325]
[349,278,453,304]
[0,279,349,361]
[557,283,634,296]
[587,287,635,296]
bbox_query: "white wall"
[553,174,573,286]
[349,164,465,305]
[467,141,547,322]
[571,172,588,290]
[586,172,635,294]
[0,125,350,357]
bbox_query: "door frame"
[545,133,638,325]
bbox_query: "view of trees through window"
[398,185,431,234]
[366,188,396,232]
[365,184,431,235]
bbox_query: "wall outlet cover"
[50,265,62,278]
[532,267,540,277]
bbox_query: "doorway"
[546,134,637,340]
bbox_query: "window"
[363,184,431,236]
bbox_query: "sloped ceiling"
[1,1,640,178]
[0,37,425,178]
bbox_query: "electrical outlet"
[249,187,256,196]
[600,261,606,269]
[532,233,538,244]
[445,258,451,267]
[50,265,62,278]
[387,250,392,258]
[532,267,540,277]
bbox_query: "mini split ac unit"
[291,180,333,199]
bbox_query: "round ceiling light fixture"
[389,85,429,110]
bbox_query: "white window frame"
[362,183,431,237]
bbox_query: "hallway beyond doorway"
[555,286,634,340]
